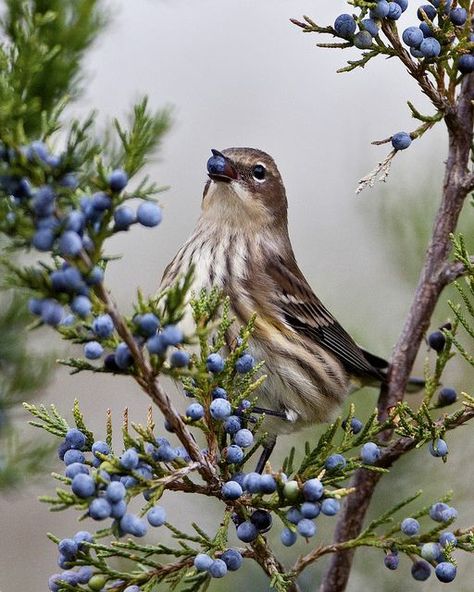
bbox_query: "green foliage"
[0,287,54,489]
[1,0,108,136]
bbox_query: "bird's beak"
[207,149,238,183]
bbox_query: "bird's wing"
[265,255,385,382]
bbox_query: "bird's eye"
[252,164,266,181]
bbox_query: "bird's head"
[201,147,288,229]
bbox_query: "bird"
[161,147,423,470]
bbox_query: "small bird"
[161,148,421,469]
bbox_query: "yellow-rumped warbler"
[161,148,422,465]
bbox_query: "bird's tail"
[361,348,425,393]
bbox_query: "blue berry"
[71,295,92,318]
[333,14,357,39]
[33,228,55,251]
[428,330,445,351]
[41,300,64,326]
[147,334,167,355]
[421,542,442,562]
[58,538,78,559]
[135,313,160,336]
[391,132,412,150]
[420,37,441,58]
[110,500,127,518]
[286,507,303,524]
[384,552,400,570]
[360,19,379,37]
[402,26,424,48]
[353,30,373,49]
[92,314,114,339]
[115,342,133,369]
[108,168,128,192]
[120,513,148,537]
[114,206,136,230]
[63,449,86,466]
[387,2,402,19]
[450,7,467,25]
[439,532,457,547]
[234,428,254,448]
[235,353,255,373]
[418,4,437,20]
[321,498,341,516]
[429,438,448,457]
[226,445,244,464]
[73,530,93,547]
[236,521,258,542]
[120,448,140,470]
[429,502,450,521]
[301,502,321,519]
[221,549,243,571]
[170,349,190,368]
[441,506,458,522]
[342,417,363,434]
[250,509,272,532]
[206,352,225,373]
[280,527,297,547]
[194,553,213,571]
[154,444,177,462]
[210,398,232,420]
[147,506,166,526]
[260,474,277,494]
[59,231,82,257]
[29,298,45,316]
[360,442,381,464]
[84,341,104,360]
[435,562,456,583]
[401,517,420,536]
[60,173,79,189]
[92,440,110,457]
[27,140,49,162]
[224,415,241,434]
[186,403,205,421]
[303,478,324,501]
[394,0,408,10]
[106,481,126,503]
[212,387,227,399]
[86,266,104,285]
[221,480,243,500]
[411,560,431,581]
[160,324,183,346]
[297,518,316,538]
[65,462,89,479]
[65,429,86,450]
[325,454,346,471]
[208,558,227,578]
[76,567,93,584]
[459,54,474,74]
[137,202,162,227]
[32,185,55,216]
[370,1,390,19]
[89,497,112,520]
[91,192,112,211]
[437,387,457,406]
[244,472,262,493]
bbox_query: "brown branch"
[90,277,218,485]
[320,71,474,592]
[440,256,474,285]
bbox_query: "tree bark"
[319,72,474,592]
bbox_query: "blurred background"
[1,0,473,590]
